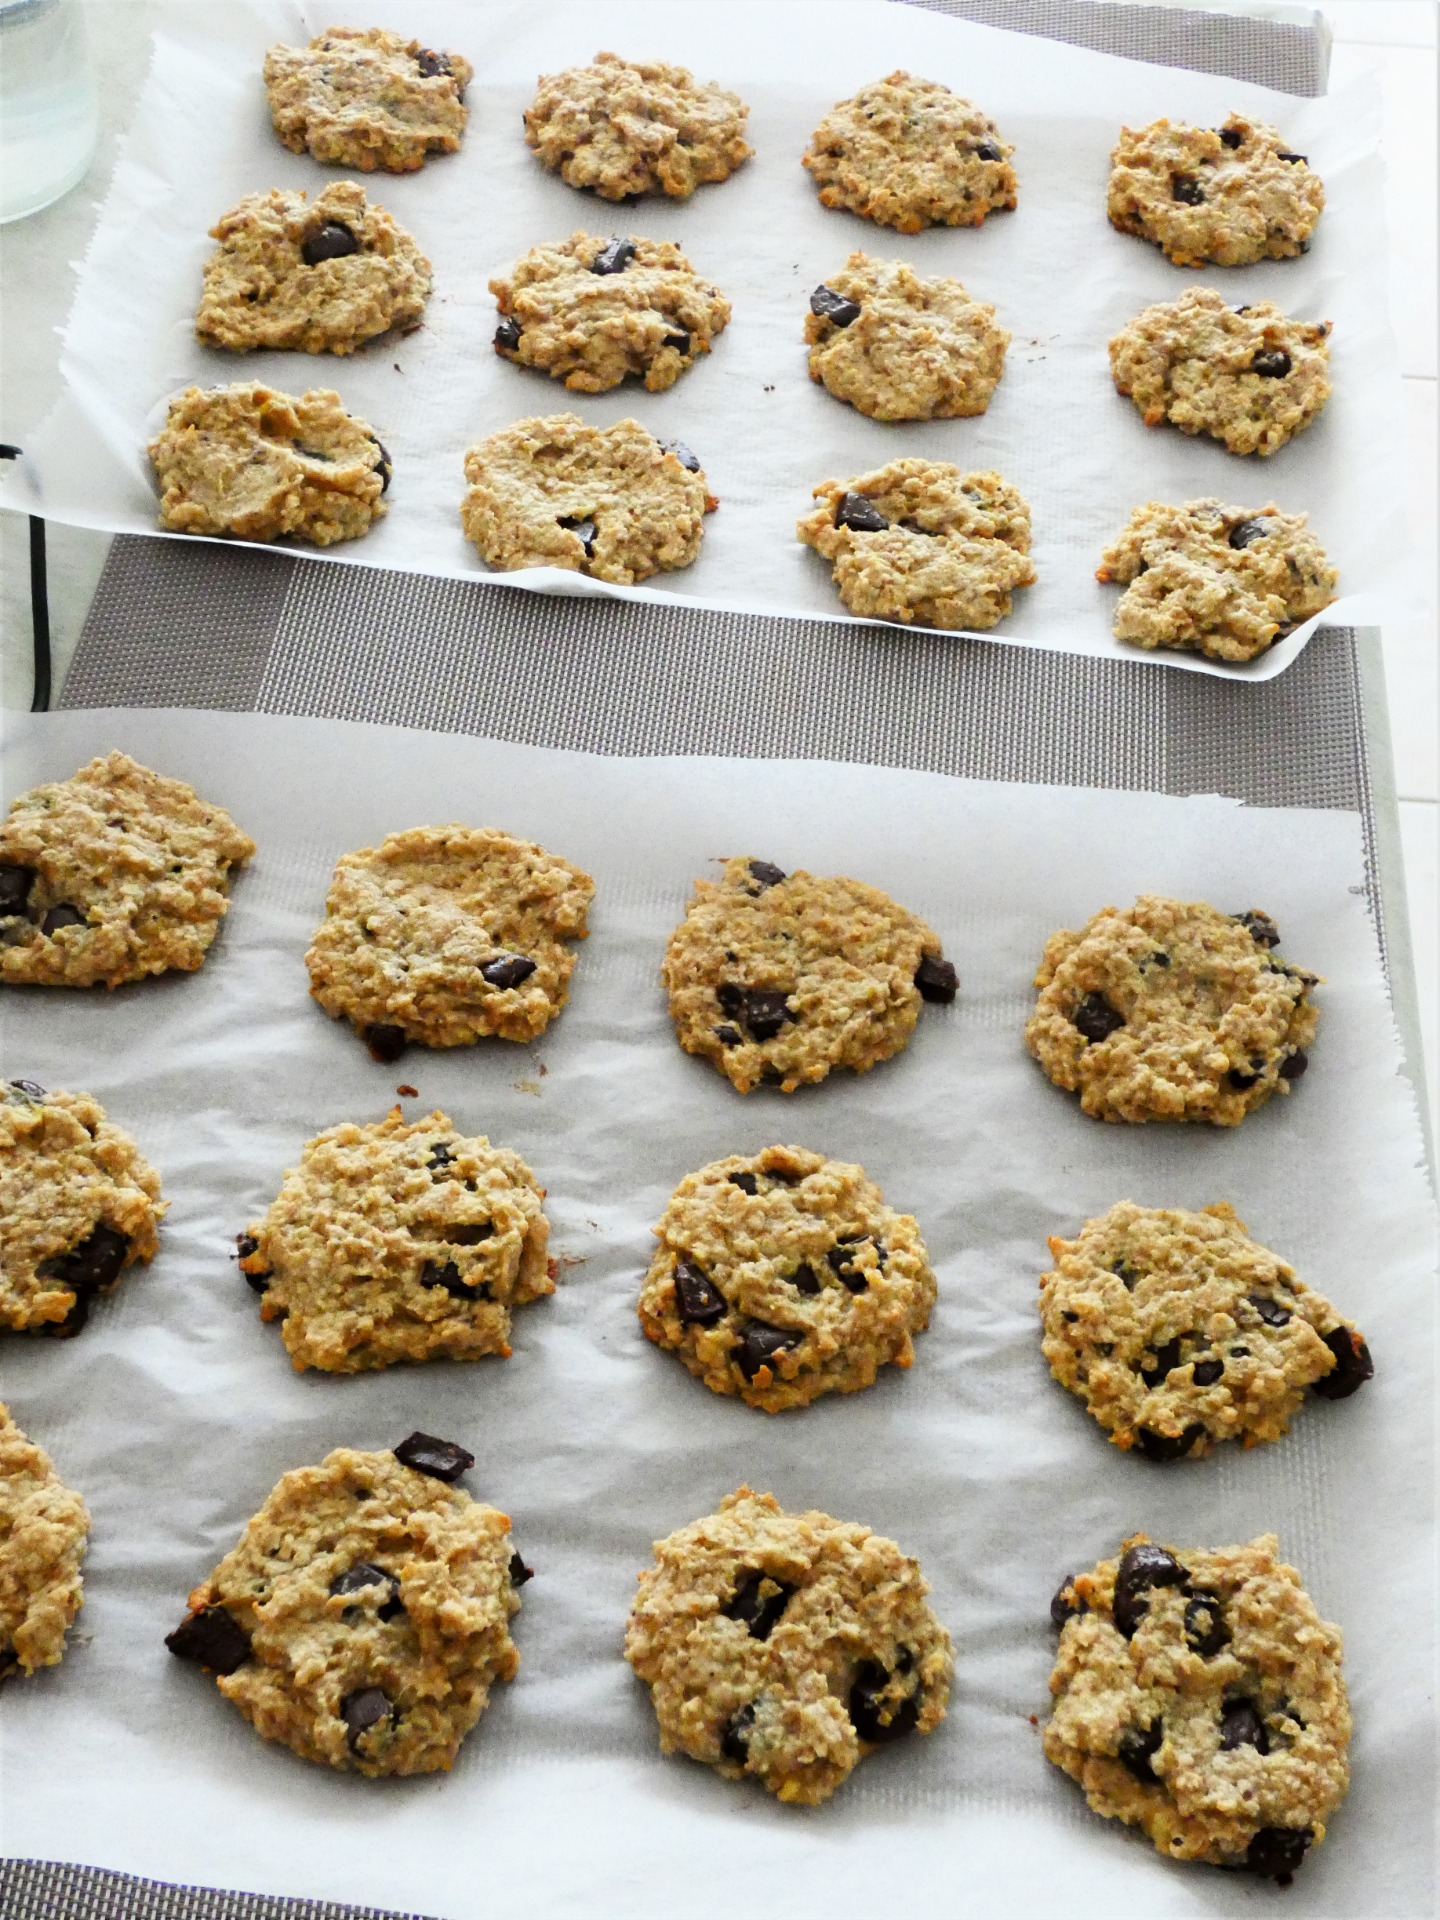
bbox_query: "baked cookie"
[166,1437,527,1776]
[0,751,254,988]
[638,1145,935,1412]
[1046,1535,1349,1880]
[0,1080,164,1338]
[0,1403,90,1681]
[1097,498,1337,663]
[1026,897,1320,1126]
[461,414,715,585]
[662,855,959,1094]
[196,182,431,356]
[803,72,1016,233]
[523,51,751,201]
[798,461,1035,631]
[805,254,1008,421]
[263,27,471,173]
[150,384,389,546]
[305,823,594,1058]
[625,1487,953,1804]
[1109,289,1331,457]
[1041,1201,1373,1462]
[1108,115,1324,268]
[491,232,730,396]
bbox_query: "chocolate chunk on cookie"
[263,27,471,173]
[1108,114,1323,267]
[0,1403,90,1677]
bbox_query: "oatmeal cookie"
[1046,1535,1349,1879]
[805,254,1008,420]
[625,1487,953,1804]
[0,1403,90,1680]
[1108,115,1323,268]
[263,27,471,173]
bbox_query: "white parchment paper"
[0,0,1414,679]
[0,708,1434,1916]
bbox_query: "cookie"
[638,1145,935,1412]
[166,1437,526,1776]
[490,232,730,396]
[797,461,1035,631]
[305,823,594,1057]
[803,72,1016,233]
[662,855,959,1094]
[263,28,471,173]
[0,1080,164,1338]
[0,751,255,988]
[1026,897,1320,1126]
[1046,1534,1349,1879]
[195,182,431,356]
[1097,498,1337,663]
[1107,115,1323,268]
[1041,1201,1373,1462]
[150,384,389,546]
[0,1403,90,1680]
[523,51,751,201]
[625,1487,953,1804]
[461,414,715,585]
[805,254,1008,420]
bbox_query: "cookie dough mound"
[662,855,959,1093]
[461,414,715,585]
[1046,1534,1349,1878]
[524,51,751,201]
[491,232,730,396]
[1097,497,1337,663]
[805,254,1008,421]
[1026,896,1320,1126]
[263,27,471,173]
[305,823,593,1053]
[0,751,255,987]
[626,1487,953,1804]
[196,182,432,356]
[0,1081,164,1337]
[798,461,1035,631]
[1108,115,1324,268]
[150,384,389,546]
[0,1404,90,1678]
[639,1145,936,1412]
[803,72,1016,233]
[166,1441,525,1775]
[1041,1201,1373,1461]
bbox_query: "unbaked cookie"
[638,1145,935,1412]
[523,51,751,201]
[1041,1201,1373,1461]
[805,254,1008,420]
[797,461,1035,630]
[150,384,389,546]
[305,822,593,1059]
[1108,115,1324,268]
[1097,497,1337,663]
[263,28,472,173]
[1026,896,1320,1126]
[1047,1534,1349,1880]
[490,232,730,395]
[0,1080,164,1338]
[803,72,1016,233]
[625,1487,953,1804]
[0,1402,90,1680]
[461,414,715,585]
[166,1437,527,1776]
[662,855,959,1094]
[0,751,254,988]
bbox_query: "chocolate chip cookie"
[797,461,1035,631]
[0,750,255,987]
[1046,1535,1350,1879]
[0,1402,90,1680]
[166,1437,526,1776]
[490,232,730,395]
[662,855,959,1094]
[1108,115,1324,267]
[625,1487,953,1805]
[0,1080,164,1338]
[1026,897,1320,1126]
[263,28,471,173]
[523,51,751,201]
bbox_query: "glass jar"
[0,0,99,223]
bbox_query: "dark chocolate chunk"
[1135,1423,1205,1463]
[1143,1337,1184,1380]
[1248,1294,1292,1327]
[809,283,861,327]
[1113,1543,1189,1637]
[848,1661,918,1744]
[1220,1699,1270,1754]
[1111,1259,1140,1288]
[420,1259,490,1302]
[834,491,889,533]
[914,954,959,1003]
[1282,1048,1308,1080]
[657,437,702,472]
[494,315,523,352]
[735,1321,800,1380]
[558,515,597,556]
[1171,174,1205,204]
[729,1171,759,1194]
[1050,1575,1085,1629]
[661,329,691,354]
[975,139,1002,161]
[370,437,392,492]
[509,1550,534,1586]
[362,1023,407,1063]
[723,1571,794,1641]
[0,864,35,916]
[427,1142,454,1170]
[747,860,786,890]
[1217,126,1244,148]
[1228,517,1269,550]
[1276,151,1308,165]
[673,1258,726,1326]
[301,222,360,266]
[1251,349,1293,378]
[1117,1718,1163,1783]
[1311,1325,1373,1399]
[721,1702,755,1764]
[8,1079,45,1097]
[414,48,452,78]
[447,1223,494,1245]
[715,1024,743,1047]
[1233,909,1281,947]
[1245,1827,1313,1882]
[1227,1065,1261,1090]
[789,1262,821,1296]
[38,1222,128,1296]
[716,986,793,1042]
[165,1606,251,1674]
[341,1686,393,1744]
[480,953,537,989]
[1191,1356,1224,1387]
[40,904,86,934]
[826,1238,877,1294]
[1072,992,1124,1042]
[1184,1593,1230,1657]
[590,237,637,275]
[329,1561,399,1602]
[393,1432,473,1482]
